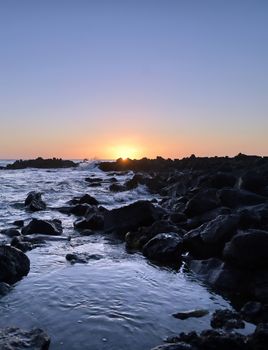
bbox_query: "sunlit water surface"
[0,161,253,350]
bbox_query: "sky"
[0,0,267,159]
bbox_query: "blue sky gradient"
[0,0,267,158]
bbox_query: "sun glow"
[110,145,141,160]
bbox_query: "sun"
[111,145,140,160]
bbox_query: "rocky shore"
[2,157,77,169]
[0,154,268,349]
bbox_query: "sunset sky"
[0,1,267,159]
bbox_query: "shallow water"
[0,161,253,349]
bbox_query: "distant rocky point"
[98,153,268,172]
[4,157,78,169]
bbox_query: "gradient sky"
[0,0,267,159]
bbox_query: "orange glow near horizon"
[108,144,143,160]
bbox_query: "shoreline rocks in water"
[0,245,30,284]
[4,157,77,169]
[0,327,50,350]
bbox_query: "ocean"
[0,160,249,350]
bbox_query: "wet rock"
[142,232,183,264]
[11,236,33,252]
[6,157,77,169]
[188,258,250,294]
[200,172,236,189]
[238,203,268,230]
[66,253,103,264]
[0,282,11,297]
[124,174,146,190]
[104,200,163,235]
[223,229,268,269]
[240,301,267,323]
[0,228,21,238]
[0,327,50,350]
[155,329,247,350]
[218,188,266,208]
[70,194,99,206]
[183,214,239,258]
[210,309,245,330]
[239,171,267,194]
[249,323,268,350]
[70,204,94,216]
[85,177,103,183]
[74,214,104,230]
[125,220,182,250]
[0,245,30,284]
[25,191,46,211]
[184,189,219,217]
[151,343,194,350]
[109,183,126,192]
[22,219,63,236]
[12,220,24,228]
[173,309,209,320]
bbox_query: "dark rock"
[210,309,245,330]
[0,327,50,349]
[109,183,126,192]
[66,253,103,264]
[104,200,163,235]
[173,309,209,320]
[6,156,77,169]
[85,177,103,183]
[74,214,104,230]
[124,174,145,190]
[0,245,30,284]
[188,258,250,294]
[142,232,183,264]
[25,191,46,211]
[239,171,267,194]
[218,188,266,208]
[70,204,93,216]
[169,213,187,224]
[200,172,237,189]
[0,282,11,297]
[12,220,24,228]
[223,229,268,269]
[154,329,247,350]
[183,214,239,258]
[125,220,182,250]
[11,237,32,252]
[240,301,265,323]
[22,219,63,235]
[0,228,21,238]
[70,194,99,206]
[184,189,219,217]
[150,343,195,350]
[249,323,268,350]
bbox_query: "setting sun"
[109,145,141,160]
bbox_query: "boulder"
[188,258,250,294]
[0,327,50,350]
[25,191,46,211]
[69,194,98,205]
[210,309,245,330]
[74,214,104,230]
[218,188,266,208]
[22,219,63,235]
[0,282,11,297]
[104,200,163,235]
[66,253,103,264]
[11,237,32,252]
[125,220,182,250]
[142,232,183,264]
[184,189,219,217]
[0,245,30,284]
[239,171,267,194]
[184,214,239,258]
[223,229,268,269]
[173,309,209,320]
[0,228,21,238]
[70,204,94,216]
[248,323,268,350]
[109,183,126,192]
